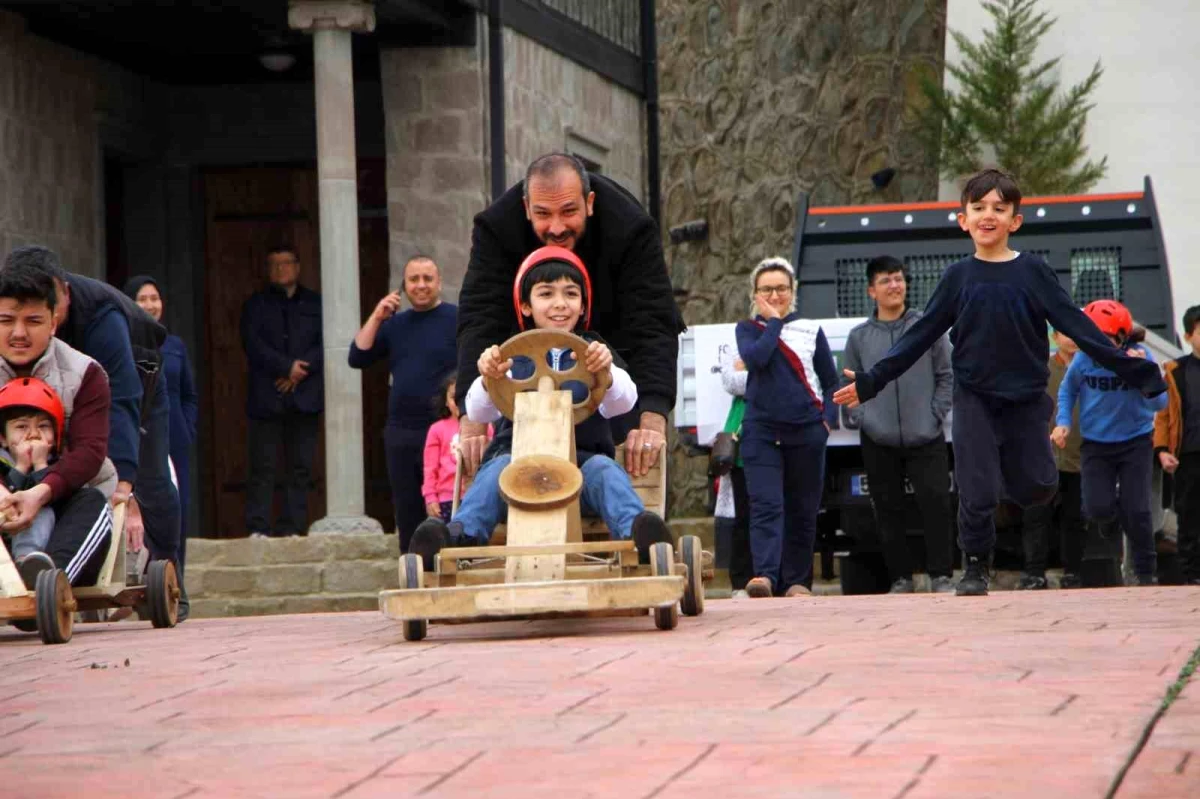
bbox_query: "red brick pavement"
[1,588,1198,798]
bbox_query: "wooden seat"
[452,442,667,544]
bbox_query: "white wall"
[941,0,1200,333]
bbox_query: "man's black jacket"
[240,284,324,419]
[456,173,685,421]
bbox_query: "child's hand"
[425,501,441,519]
[1051,425,1070,449]
[584,341,612,374]
[27,439,50,470]
[833,369,861,408]
[478,346,512,381]
[1159,451,1180,474]
[12,440,33,472]
[1127,347,1147,359]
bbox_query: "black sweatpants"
[860,434,954,580]
[1175,453,1200,582]
[951,385,1058,556]
[1081,434,1156,578]
[385,426,429,552]
[245,411,319,536]
[44,488,113,587]
[1022,471,1085,576]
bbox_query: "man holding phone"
[349,256,457,550]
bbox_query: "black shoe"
[1132,573,1158,586]
[956,553,990,596]
[1017,573,1048,590]
[888,577,915,594]
[16,552,54,590]
[409,518,450,573]
[631,511,673,564]
[1059,572,1083,589]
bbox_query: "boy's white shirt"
[465,348,638,423]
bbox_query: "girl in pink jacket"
[423,376,491,521]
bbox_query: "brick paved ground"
[1,588,1198,799]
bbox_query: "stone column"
[290,0,382,535]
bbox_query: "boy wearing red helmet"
[0,378,65,578]
[409,246,673,569]
[1052,300,1166,584]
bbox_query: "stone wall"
[0,13,107,276]
[503,28,645,201]
[380,25,490,303]
[657,0,947,515]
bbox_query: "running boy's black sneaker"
[1059,572,1083,589]
[956,553,990,596]
[631,511,674,564]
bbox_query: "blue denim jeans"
[454,454,644,544]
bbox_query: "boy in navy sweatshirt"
[1053,300,1166,584]
[834,169,1166,596]
[409,246,672,570]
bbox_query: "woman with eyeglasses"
[735,257,838,598]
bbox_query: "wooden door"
[200,163,391,537]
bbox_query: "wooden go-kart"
[380,329,709,640]
[0,502,180,644]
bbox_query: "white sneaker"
[731,589,749,599]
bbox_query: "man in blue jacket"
[349,256,456,551]
[240,245,323,537]
[842,256,955,594]
[3,245,185,617]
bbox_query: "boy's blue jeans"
[454,454,644,544]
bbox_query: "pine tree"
[918,0,1107,194]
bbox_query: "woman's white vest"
[0,338,118,497]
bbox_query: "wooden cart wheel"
[145,560,179,629]
[35,569,74,645]
[400,553,428,642]
[678,535,705,617]
[499,454,583,511]
[483,329,612,424]
[650,542,679,631]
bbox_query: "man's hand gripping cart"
[0,501,180,644]
[379,329,706,640]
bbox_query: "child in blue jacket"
[1053,300,1167,584]
[736,257,838,598]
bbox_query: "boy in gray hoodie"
[842,256,955,593]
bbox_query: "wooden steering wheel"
[483,329,612,425]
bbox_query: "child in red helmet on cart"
[1052,299,1167,585]
[0,378,66,580]
[409,246,674,570]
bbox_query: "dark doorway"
[199,161,391,537]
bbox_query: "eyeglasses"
[755,285,793,297]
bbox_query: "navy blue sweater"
[855,253,1167,405]
[736,314,838,429]
[348,303,458,430]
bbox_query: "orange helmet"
[512,246,593,331]
[0,378,65,449]
[1084,299,1134,341]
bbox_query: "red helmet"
[511,246,594,331]
[1084,299,1133,341]
[0,378,65,449]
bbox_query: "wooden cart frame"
[0,502,180,644]
[380,330,709,640]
